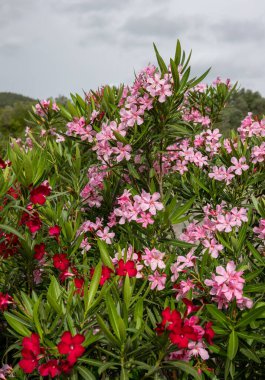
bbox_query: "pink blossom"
[134,191,163,215]
[205,261,252,309]
[253,219,265,239]
[230,157,249,175]
[113,142,132,162]
[202,238,223,258]
[148,271,167,290]
[96,227,115,244]
[142,248,165,271]
[216,213,236,232]
[187,341,209,360]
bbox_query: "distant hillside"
[0,92,36,108]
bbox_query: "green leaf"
[174,40,182,65]
[169,197,195,224]
[0,224,24,241]
[84,261,102,315]
[97,239,114,270]
[33,297,43,340]
[240,348,261,363]
[96,314,120,346]
[164,361,201,380]
[4,312,31,337]
[170,58,180,90]
[123,275,132,309]
[77,366,96,380]
[246,241,264,264]
[189,67,211,88]
[47,276,65,315]
[244,283,265,293]
[206,304,230,327]
[236,306,265,328]
[153,43,168,74]
[227,330,238,360]
[237,331,265,343]
[106,294,126,342]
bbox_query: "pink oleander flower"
[174,279,195,300]
[134,191,163,215]
[253,219,265,239]
[80,238,92,252]
[96,227,115,244]
[205,261,252,309]
[137,212,154,227]
[202,238,223,258]
[251,142,265,163]
[112,142,132,162]
[187,341,209,360]
[230,157,249,175]
[148,271,167,290]
[170,250,196,282]
[216,213,237,233]
[230,207,248,226]
[142,248,165,271]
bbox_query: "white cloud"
[0,0,264,98]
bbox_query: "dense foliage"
[0,42,264,380]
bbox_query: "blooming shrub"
[0,41,265,379]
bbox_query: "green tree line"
[0,88,264,148]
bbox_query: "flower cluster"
[111,189,163,227]
[205,261,252,309]
[19,331,85,377]
[156,306,214,361]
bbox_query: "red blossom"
[74,278,85,296]
[30,184,51,205]
[90,266,113,286]
[34,243,46,260]
[7,186,20,199]
[49,225,61,237]
[204,322,215,345]
[169,325,198,348]
[21,209,42,234]
[19,333,41,374]
[57,331,85,364]
[116,259,137,277]
[53,254,70,271]
[0,231,19,258]
[0,158,10,169]
[38,359,61,378]
[182,298,201,316]
[0,292,13,311]
[60,359,73,374]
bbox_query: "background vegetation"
[0,88,265,149]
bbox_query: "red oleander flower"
[49,225,61,237]
[19,333,41,374]
[0,292,13,311]
[7,186,20,199]
[57,331,85,364]
[90,266,113,286]
[74,278,85,296]
[161,307,182,331]
[116,259,137,277]
[60,359,73,374]
[53,254,70,271]
[182,298,201,316]
[34,243,46,260]
[30,184,51,205]
[169,325,198,348]
[38,360,61,378]
[21,209,42,234]
[204,322,215,345]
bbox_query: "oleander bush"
[0,41,265,380]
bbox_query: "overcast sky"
[0,0,264,99]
